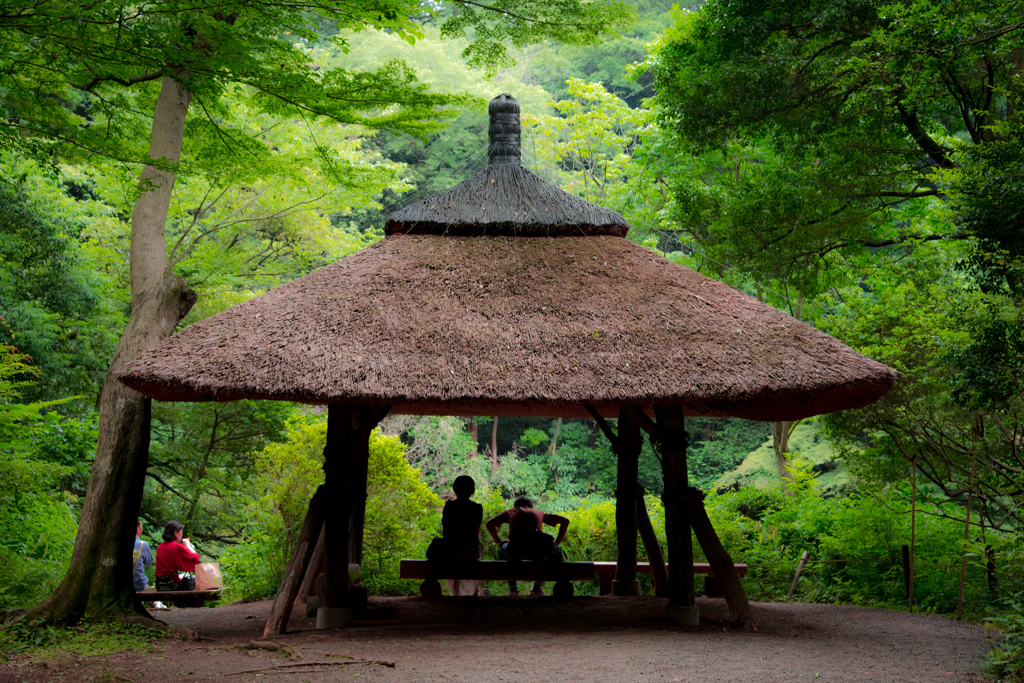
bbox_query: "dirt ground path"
[3,595,990,682]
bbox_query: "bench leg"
[704,575,722,597]
[599,573,613,595]
[420,579,442,598]
[553,580,574,599]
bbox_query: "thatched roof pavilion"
[118,94,894,633]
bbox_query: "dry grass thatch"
[384,164,629,238]
[118,235,895,421]
[384,93,628,238]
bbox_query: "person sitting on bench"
[428,475,484,596]
[155,520,200,591]
[132,518,154,592]
[486,496,569,597]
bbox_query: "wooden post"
[787,551,810,600]
[685,496,757,630]
[349,441,371,566]
[614,408,641,596]
[299,524,326,602]
[636,487,669,598]
[262,486,328,637]
[655,404,695,610]
[319,404,355,628]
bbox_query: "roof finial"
[488,94,520,166]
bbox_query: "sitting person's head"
[163,520,184,543]
[452,475,475,499]
[514,495,533,509]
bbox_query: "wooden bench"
[138,587,221,608]
[592,562,748,595]
[400,559,595,598]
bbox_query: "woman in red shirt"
[155,520,200,591]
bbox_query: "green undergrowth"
[0,620,165,661]
[714,421,850,495]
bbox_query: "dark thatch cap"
[384,94,629,238]
[117,235,896,421]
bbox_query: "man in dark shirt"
[486,496,569,597]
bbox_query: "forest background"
[0,0,1022,676]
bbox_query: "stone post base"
[666,605,700,626]
[316,607,353,629]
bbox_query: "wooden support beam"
[654,404,695,609]
[684,497,758,630]
[348,405,391,567]
[636,485,669,598]
[621,405,658,438]
[262,486,328,637]
[584,405,618,447]
[614,408,641,595]
[298,524,326,602]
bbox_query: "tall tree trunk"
[26,76,197,626]
[772,420,798,496]
[772,293,802,496]
[549,417,561,484]
[491,416,499,473]
[466,418,477,458]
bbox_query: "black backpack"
[508,508,562,562]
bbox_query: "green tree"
[220,419,439,599]
[0,156,121,404]
[820,242,1024,531]
[649,0,1022,268]
[4,0,632,626]
[0,347,81,608]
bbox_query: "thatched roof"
[117,234,894,421]
[117,94,894,420]
[384,94,628,238]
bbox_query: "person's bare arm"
[485,516,504,545]
[548,514,570,545]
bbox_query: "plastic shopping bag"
[195,561,223,590]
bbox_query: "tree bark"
[491,416,499,473]
[26,76,196,626]
[467,418,478,458]
[772,420,797,496]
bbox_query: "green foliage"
[0,154,121,404]
[700,485,1022,614]
[220,418,440,600]
[0,620,159,659]
[145,401,294,553]
[986,590,1024,681]
[521,79,676,245]
[820,242,1024,530]
[514,0,680,108]
[0,347,80,610]
[713,421,849,495]
[686,417,771,491]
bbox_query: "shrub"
[221,419,441,600]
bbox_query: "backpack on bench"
[506,508,563,563]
